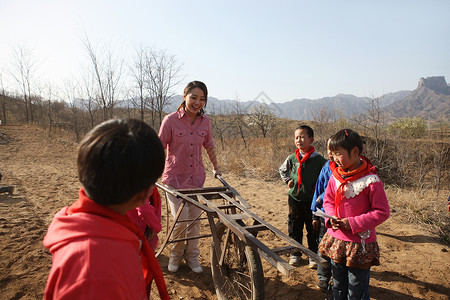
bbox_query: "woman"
[158,81,220,273]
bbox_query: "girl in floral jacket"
[319,129,390,300]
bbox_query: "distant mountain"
[266,91,410,120]
[383,76,450,121]
[165,91,411,121]
[154,76,449,122]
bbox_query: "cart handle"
[215,174,251,209]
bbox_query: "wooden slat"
[227,213,250,220]
[216,204,237,209]
[175,186,229,194]
[258,249,295,276]
[272,246,297,256]
[243,224,268,232]
[185,191,234,200]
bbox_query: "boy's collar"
[299,146,312,154]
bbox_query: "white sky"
[0,0,449,102]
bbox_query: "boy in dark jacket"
[279,125,326,268]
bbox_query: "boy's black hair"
[329,129,363,155]
[295,124,314,138]
[77,118,165,206]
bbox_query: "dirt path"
[0,125,449,299]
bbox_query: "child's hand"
[338,218,350,231]
[288,180,294,188]
[331,218,350,231]
[312,219,320,231]
[330,218,339,230]
[144,227,156,240]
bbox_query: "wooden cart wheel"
[210,221,264,300]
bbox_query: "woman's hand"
[288,179,294,188]
[212,169,222,178]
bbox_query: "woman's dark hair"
[77,118,165,206]
[177,81,208,116]
[329,129,363,156]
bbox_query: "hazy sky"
[1,0,449,103]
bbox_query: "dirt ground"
[0,125,449,299]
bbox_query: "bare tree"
[353,95,387,168]
[82,35,124,121]
[31,84,46,127]
[145,49,183,126]
[61,81,83,141]
[130,45,151,122]
[431,141,449,192]
[10,45,36,124]
[80,73,99,130]
[47,87,54,132]
[0,75,8,125]
[208,103,230,150]
[311,105,337,138]
[231,101,248,148]
[246,103,275,138]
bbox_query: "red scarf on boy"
[294,146,315,195]
[329,156,377,216]
[68,189,169,300]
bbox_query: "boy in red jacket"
[43,118,169,299]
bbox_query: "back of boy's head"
[295,125,314,138]
[77,118,165,206]
[329,129,363,155]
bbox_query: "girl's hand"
[338,218,350,231]
[331,218,350,231]
[330,218,339,230]
[288,180,294,188]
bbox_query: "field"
[0,125,449,299]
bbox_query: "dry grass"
[385,186,450,245]
[207,137,297,181]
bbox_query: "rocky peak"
[417,76,450,95]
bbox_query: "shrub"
[387,117,427,138]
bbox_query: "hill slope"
[383,76,450,120]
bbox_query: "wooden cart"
[156,175,328,300]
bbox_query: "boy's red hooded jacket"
[43,189,169,300]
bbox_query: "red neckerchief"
[294,146,315,195]
[68,189,169,300]
[330,157,375,216]
[361,155,378,173]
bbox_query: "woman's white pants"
[166,193,202,267]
